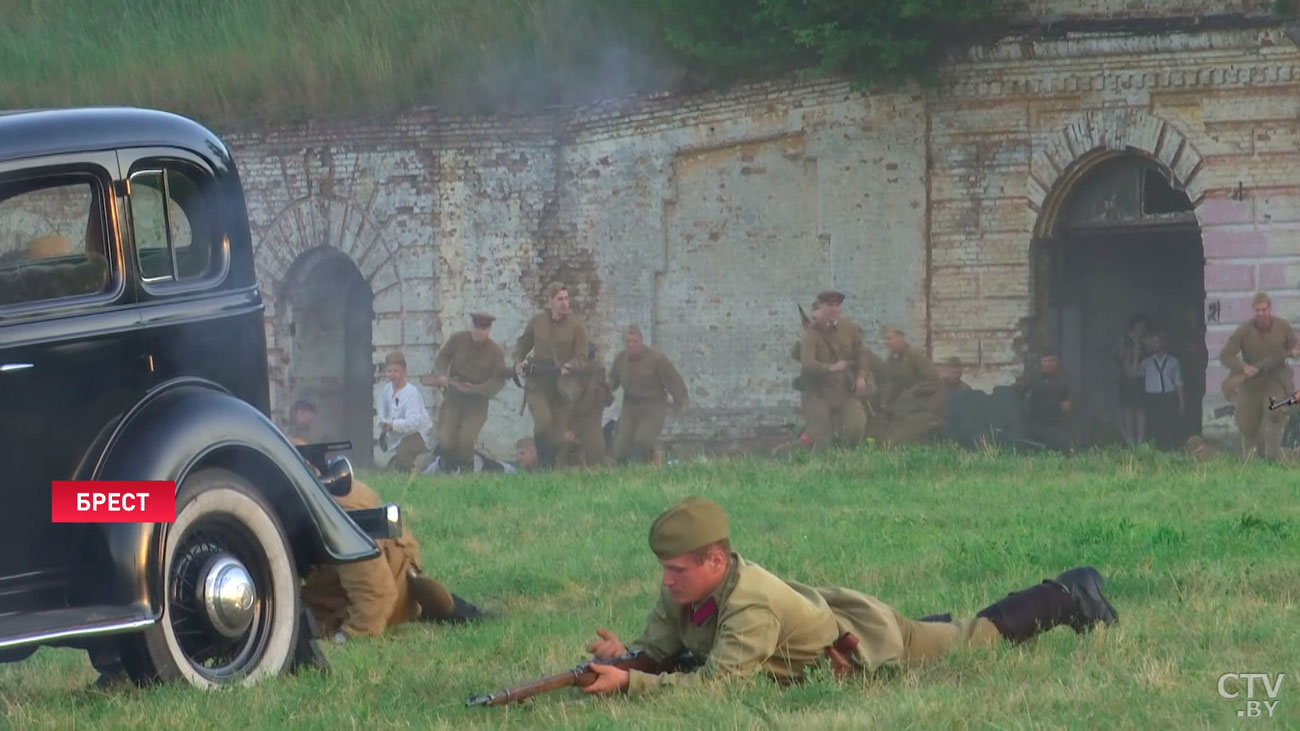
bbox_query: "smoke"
[459,14,687,114]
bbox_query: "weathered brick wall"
[220,20,1300,457]
[929,26,1300,441]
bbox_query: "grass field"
[2,446,1297,729]
[0,0,676,127]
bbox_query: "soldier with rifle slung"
[513,282,589,469]
[422,312,509,474]
[799,290,872,450]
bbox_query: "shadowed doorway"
[1035,155,1206,446]
[282,246,375,465]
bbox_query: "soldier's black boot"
[290,607,330,674]
[536,442,558,470]
[443,594,500,624]
[976,566,1118,643]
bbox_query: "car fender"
[73,377,380,615]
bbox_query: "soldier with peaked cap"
[513,282,589,469]
[376,351,433,472]
[423,312,508,474]
[799,290,874,450]
[610,324,689,464]
[580,497,1118,695]
[1219,291,1297,459]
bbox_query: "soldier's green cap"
[816,290,846,304]
[545,282,568,301]
[649,496,728,559]
[470,312,496,327]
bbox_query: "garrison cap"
[470,312,496,328]
[384,351,407,368]
[816,290,846,305]
[649,496,729,559]
[545,282,568,301]
[1253,291,1272,306]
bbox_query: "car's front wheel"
[121,467,301,688]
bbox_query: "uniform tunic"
[433,331,507,464]
[513,312,589,451]
[626,553,997,694]
[610,347,688,463]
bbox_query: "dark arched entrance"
[1034,155,1207,446]
[281,247,375,465]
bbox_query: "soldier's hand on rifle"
[855,376,867,395]
[581,663,629,694]
[585,627,627,658]
[515,361,526,378]
[424,373,449,388]
[1244,364,1260,378]
[561,362,573,376]
[829,360,848,373]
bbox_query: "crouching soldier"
[300,470,495,640]
[580,497,1117,695]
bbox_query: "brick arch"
[1028,109,1206,240]
[254,195,402,307]
[253,196,409,420]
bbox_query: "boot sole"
[1056,566,1119,628]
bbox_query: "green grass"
[0,0,677,127]
[3,446,1298,728]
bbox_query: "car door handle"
[0,363,34,373]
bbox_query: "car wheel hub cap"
[198,554,256,638]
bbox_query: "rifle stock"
[466,649,697,707]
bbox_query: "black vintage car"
[0,107,392,688]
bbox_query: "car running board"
[0,604,154,650]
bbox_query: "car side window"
[0,173,112,308]
[129,164,219,285]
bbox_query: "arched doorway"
[281,247,376,465]
[1033,154,1207,446]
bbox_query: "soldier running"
[513,282,589,469]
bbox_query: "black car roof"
[0,107,233,168]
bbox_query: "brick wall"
[219,22,1300,457]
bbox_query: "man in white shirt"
[376,351,433,472]
[1137,333,1184,451]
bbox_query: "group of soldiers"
[790,290,970,451]
[367,281,690,475]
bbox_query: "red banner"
[51,481,176,523]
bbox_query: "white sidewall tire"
[157,470,299,688]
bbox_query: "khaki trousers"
[613,398,668,463]
[803,392,866,450]
[1234,378,1289,458]
[436,392,489,466]
[891,609,1002,665]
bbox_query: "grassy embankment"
[2,446,1297,728]
[0,0,676,127]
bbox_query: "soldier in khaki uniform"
[1218,291,1297,459]
[565,343,615,468]
[423,312,508,474]
[610,325,689,464]
[799,291,871,450]
[513,282,589,469]
[298,469,492,640]
[580,497,1118,695]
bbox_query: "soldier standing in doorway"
[423,312,508,474]
[1218,291,1296,459]
[513,282,588,469]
